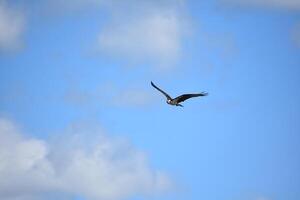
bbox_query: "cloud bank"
[0,118,171,200]
[0,1,25,52]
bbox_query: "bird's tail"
[177,104,184,107]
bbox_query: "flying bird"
[151,81,208,107]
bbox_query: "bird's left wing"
[151,81,172,100]
[173,92,208,103]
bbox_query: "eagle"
[151,81,208,107]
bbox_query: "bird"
[151,81,208,107]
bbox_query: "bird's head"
[166,99,171,104]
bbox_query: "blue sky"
[0,0,299,200]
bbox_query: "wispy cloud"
[252,195,271,200]
[44,0,104,14]
[222,0,300,10]
[0,118,172,200]
[255,196,272,200]
[64,83,156,108]
[111,89,154,107]
[221,0,300,50]
[291,23,300,48]
[0,0,25,52]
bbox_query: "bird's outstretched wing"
[173,92,208,103]
[151,81,172,100]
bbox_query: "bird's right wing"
[151,81,172,100]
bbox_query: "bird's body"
[167,99,182,107]
[151,81,207,107]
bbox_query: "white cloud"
[0,118,172,200]
[0,1,25,52]
[98,11,180,66]
[222,0,300,10]
[97,0,190,68]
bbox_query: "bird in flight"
[151,81,208,107]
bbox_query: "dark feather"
[173,92,208,103]
[151,81,172,100]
